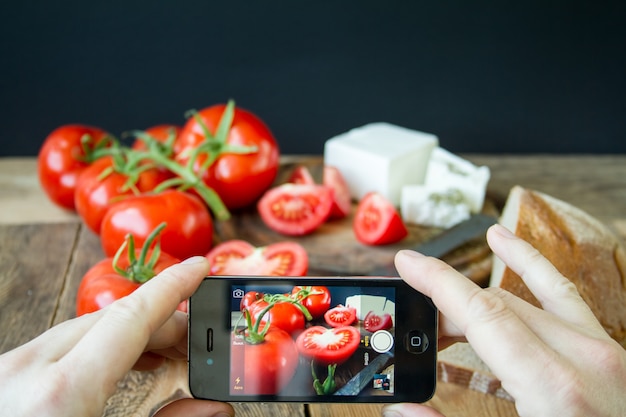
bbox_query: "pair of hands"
[0,225,624,417]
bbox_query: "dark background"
[1,1,625,156]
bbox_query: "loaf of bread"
[437,185,626,399]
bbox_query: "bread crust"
[437,186,626,400]
[496,186,626,347]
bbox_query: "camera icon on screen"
[232,288,245,298]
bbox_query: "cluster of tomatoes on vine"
[37,100,287,315]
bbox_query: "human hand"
[383,224,626,417]
[0,256,234,417]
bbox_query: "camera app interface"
[229,283,396,397]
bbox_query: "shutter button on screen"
[405,330,429,354]
[370,330,394,353]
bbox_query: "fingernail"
[491,223,516,239]
[382,406,403,417]
[211,413,232,417]
[398,249,425,259]
[181,256,207,265]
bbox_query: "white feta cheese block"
[424,147,491,213]
[345,294,387,320]
[324,122,438,206]
[401,184,471,229]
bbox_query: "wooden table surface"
[2,154,625,417]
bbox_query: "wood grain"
[0,223,79,352]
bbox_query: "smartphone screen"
[189,276,437,403]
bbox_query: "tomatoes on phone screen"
[363,310,393,332]
[241,328,299,395]
[100,190,213,260]
[257,183,333,236]
[247,298,306,335]
[295,325,361,365]
[353,192,408,245]
[206,240,308,276]
[175,102,280,210]
[38,124,111,210]
[76,248,180,316]
[291,286,331,318]
[324,305,357,328]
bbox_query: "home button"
[404,330,429,354]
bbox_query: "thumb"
[152,398,234,417]
[382,403,446,417]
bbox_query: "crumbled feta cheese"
[424,147,490,213]
[401,185,471,228]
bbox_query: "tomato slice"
[295,325,361,365]
[324,305,357,328]
[257,183,333,236]
[323,165,352,219]
[363,310,393,332]
[353,192,408,245]
[205,239,308,276]
[287,165,315,185]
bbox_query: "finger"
[144,310,188,352]
[488,286,612,357]
[487,224,605,333]
[153,398,234,417]
[394,250,560,399]
[382,403,445,417]
[60,257,209,396]
[3,311,103,366]
[132,352,166,371]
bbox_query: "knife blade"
[311,213,498,276]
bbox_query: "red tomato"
[257,183,333,236]
[295,326,361,365]
[175,102,280,210]
[291,286,331,318]
[205,240,308,276]
[38,124,111,210]
[353,192,408,245]
[240,328,299,395]
[76,248,180,315]
[74,157,172,234]
[240,290,263,312]
[324,305,357,328]
[248,298,306,335]
[363,310,393,332]
[287,165,315,185]
[132,124,181,151]
[323,165,352,219]
[100,190,213,260]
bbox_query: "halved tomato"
[205,239,308,276]
[363,310,393,332]
[323,165,351,219]
[257,183,333,236]
[295,325,361,365]
[324,305,357,328]
[353,192,408,245]
[287,165,315,185]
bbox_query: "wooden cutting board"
[215,159,500,285]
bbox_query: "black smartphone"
[188,276,437,403]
